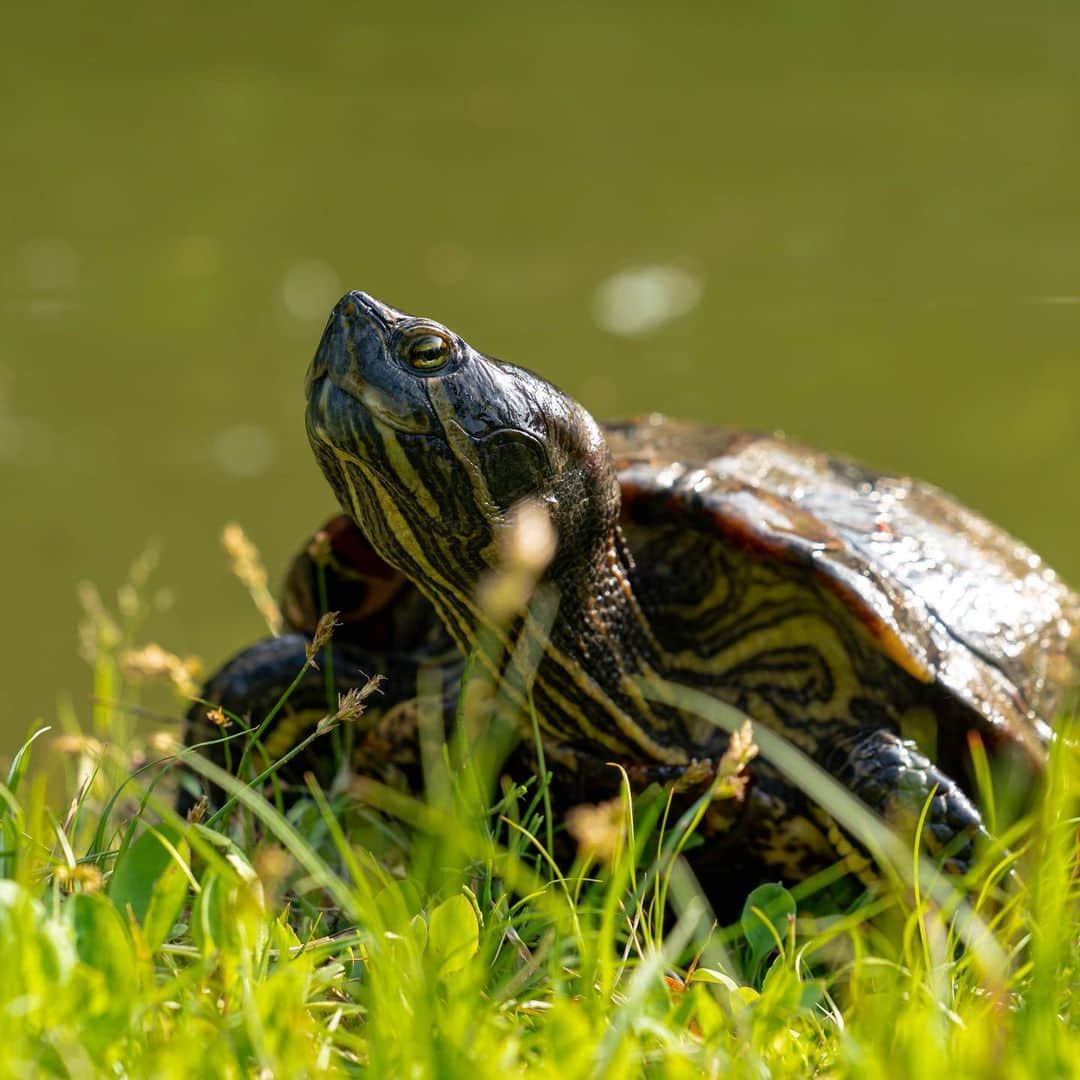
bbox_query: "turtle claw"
[831,728,986,874]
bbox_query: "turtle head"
[305,291,621,627]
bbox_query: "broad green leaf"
[426,893,479,976]
[409,911,429,953]
[799,978,825,1011]
[72,893,135,985]
[689,967,740,992]
[108,825,191,950]
[740,883,796,969]
[689,984,727,1038]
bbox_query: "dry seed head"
[478,500,558,620]
[476,572,532,622]
[76,580,121,662]
[314,713,339,737]
[305,610,341,665]
[672,758,715,793]
[53,734,104,757]
[147,730,180,754]
[713,719,758,802]
[206,706,231,728]
[186,795,209,825]
[565,797,626,862]
[75,864,105,893]
[117,582,140,619]
[221,522,283,634]
[336,677,384,723]
[723,720,758,772]
[221,522,263,576]
[120,643,203,698]
[55,863,105,895]
[76,580,113,627]
[120,642,173,678]
[314,677,383,736]
[253,844,293,891]
[172,661,203,699]
[127,545,160,590]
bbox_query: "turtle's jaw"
[306,370,502,662]
[305,374,452,544]
[306,371,435,458]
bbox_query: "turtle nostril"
[332,292,367,323]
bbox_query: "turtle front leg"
[824,728,987,874]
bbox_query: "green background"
[2,2,1078,750]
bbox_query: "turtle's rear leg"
[824,727,987,874]
[181,634,427,813]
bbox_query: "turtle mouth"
[305,376,444,524]
[305,376,403,497]
[307,370,435,441]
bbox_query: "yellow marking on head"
[426,380,503,530]
[332,449,476,649]
[377,426,443,521]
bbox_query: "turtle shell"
[607,414,1079,769]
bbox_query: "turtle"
[184,290,1079,890]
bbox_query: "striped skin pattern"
[622,521,920,754]
[190,290,1079,885]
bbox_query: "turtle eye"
[404,332,452,372]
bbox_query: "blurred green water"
[2,2,1078,750]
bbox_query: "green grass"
[1,562,1077,1078]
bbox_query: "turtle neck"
[519,524,698,768]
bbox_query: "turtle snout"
[332,291,401,356]
[337,290,399,326]
[307,292,393,397]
